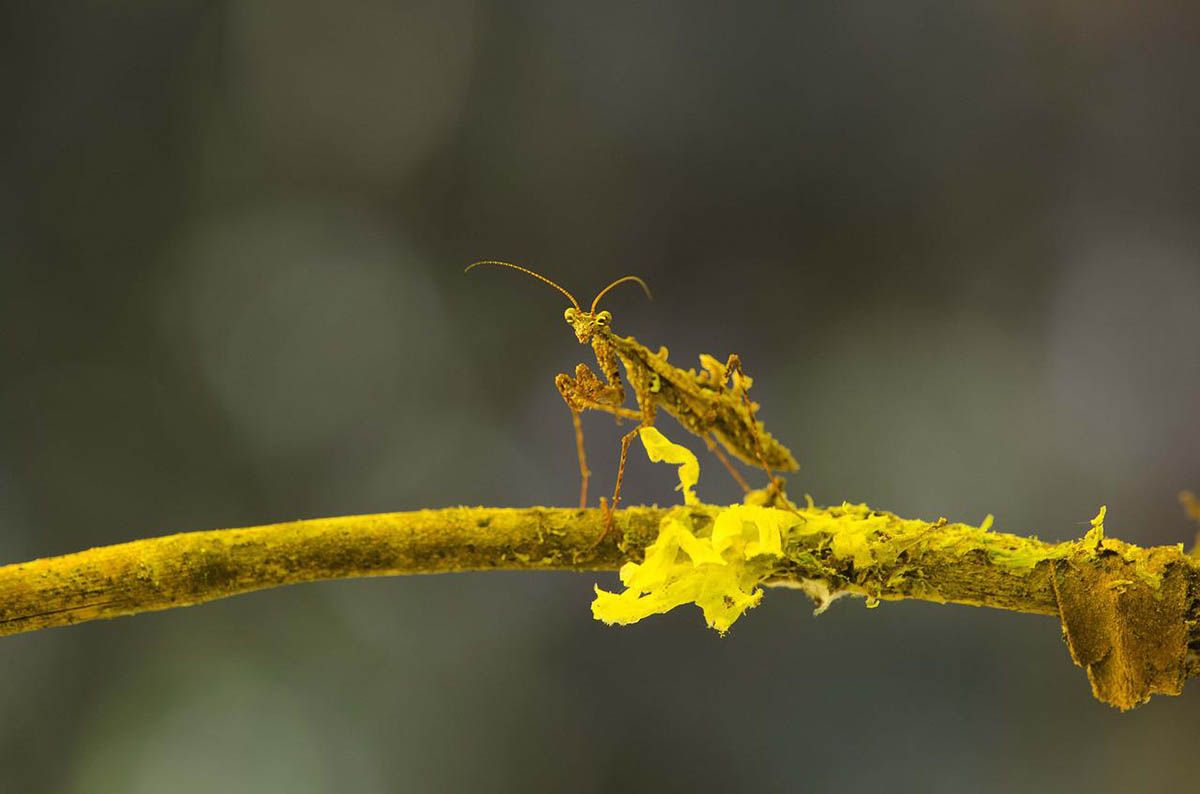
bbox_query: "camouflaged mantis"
[467,261,798,539]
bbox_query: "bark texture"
[0,504,1195,709]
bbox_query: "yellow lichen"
[594,431,1188,682]
[637,426,701,506]
[1083,505,1107,549]
[591,430,800,633]
[591,439,1039,633]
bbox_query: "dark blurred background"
[3,2,1199,791]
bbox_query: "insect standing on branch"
[465,261,799,540]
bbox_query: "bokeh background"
[3,2,1200,791]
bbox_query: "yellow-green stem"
[0,504,1196,710]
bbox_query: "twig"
[0,504,1196,709]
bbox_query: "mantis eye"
[564,308,576,323]
[596,310,612,326]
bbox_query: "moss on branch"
[0,503,1196,710]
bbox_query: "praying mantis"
[466,261,799,539]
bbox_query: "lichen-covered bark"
[0,507,660,637]
[1052,543,1193,710]
[756,503,1199,709]
[0,504,1195,709]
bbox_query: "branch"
[1,504,1196,709]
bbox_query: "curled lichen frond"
[637,426,700,505]
[592,429,801,633]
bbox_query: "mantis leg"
[703,433,752,493]
[556,363,637,511]
[570,409,589,509]
[563,401,637,511]
[723,354,787,498]
[596,423,645,545]
[596,400,657,544]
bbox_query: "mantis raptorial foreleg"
[556,362,638,509]
[557,355,660,542]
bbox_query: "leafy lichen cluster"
[592,428,803,632]
[589,428,1198,710]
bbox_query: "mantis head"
[465,261,651,345]
[563,306,613,344]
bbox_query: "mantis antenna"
[590,275,652,314]
[465,260,581,311]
